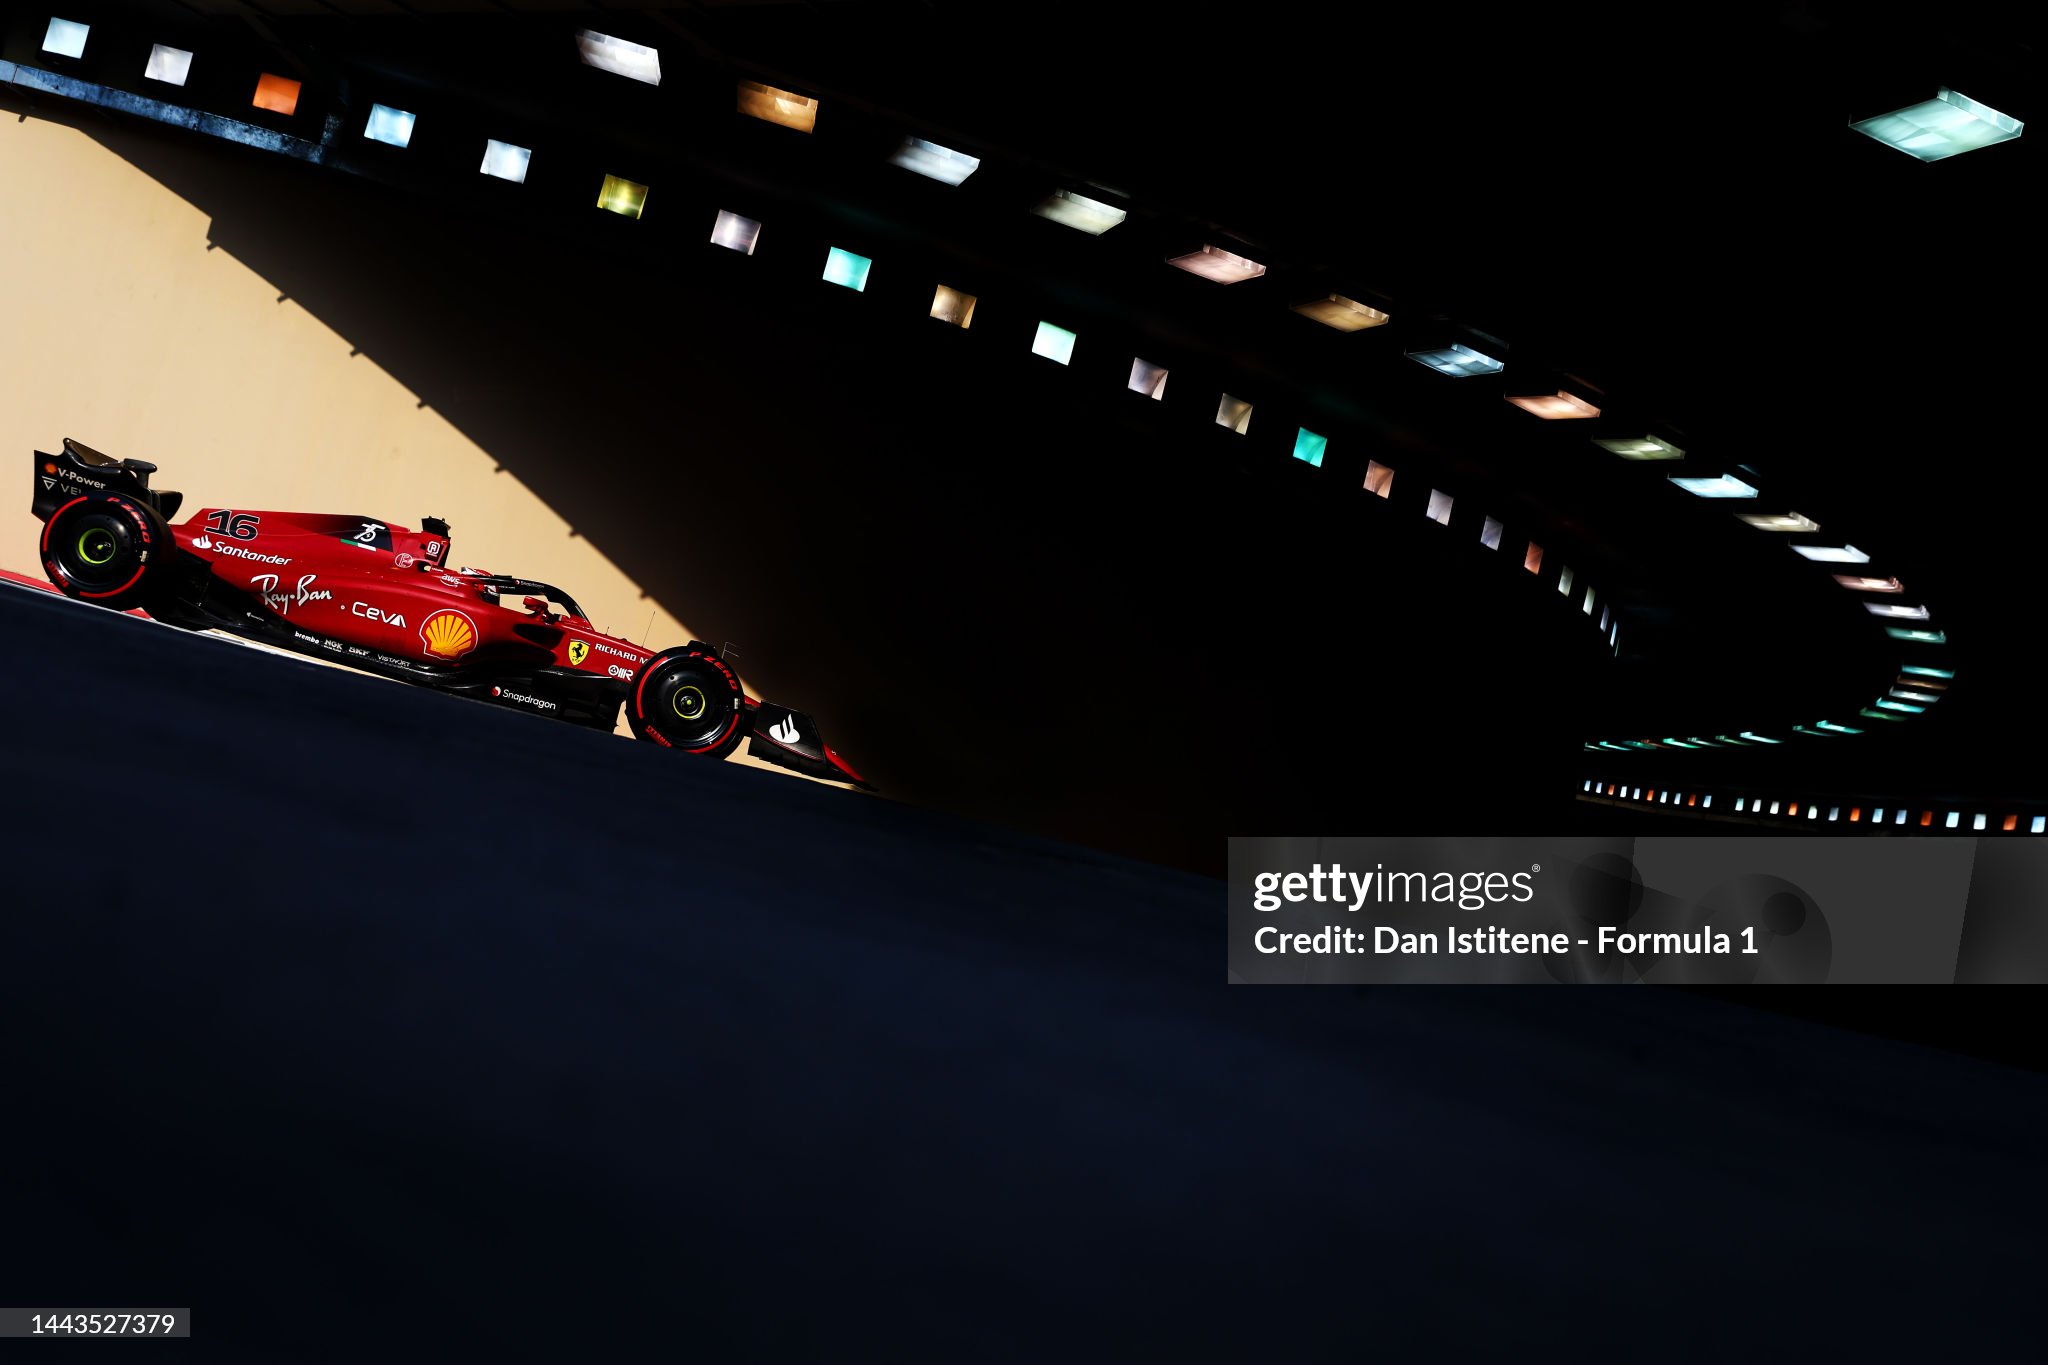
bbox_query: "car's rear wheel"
[42,493,167,610]
[624,644,747,758]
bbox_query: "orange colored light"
[253,73,301,116]
[737,81,817,133]
[1789,802,1800,816]
[1920,810,1934,827]
[1687,794,1697,807]
[42,461,56,474]
[2003,815,2018,831]
[1849,807,1862,823]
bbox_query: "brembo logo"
[193,535,291,565]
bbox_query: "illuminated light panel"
[930,285,977,329]
[1814,720,1864,734]
[1739,511,1820,532]
[1703,796,1713,808]
[1736,798,1747,812]
[364,104,416,149]
[710,210,761,255]
[1294,295,1389,331]
[1292,429,1328,468]
[1973,814,1987,831]
[252,74,301,116]
[1582,585,1597,616]
[1829,807,1839,821]
[1890,690,1942,704]
[1599,604,1612,631]
[2003,815,2017,832]
[822,248,872,292]
[1809,806,1820,820]
[1874,698,1925,713]
[1481,517,1503,550]
[1595,436,1684,460]
[1859,708,1907,722]
[1740,732,1782,745]
[1663,738,1702,749]
[1946,811,1961,830]
[576,31,661,86]
[1834,574,1902,592]
[1558,566,1574,596]
[42,18,89,60]
[738,81,818,134]
[1865,602,1932,620]
[1850,808,1862,823]
[596,175,648,219]
[1896,810,1908,827]
[144,45,193,87]
[1792,544,1870,563]
[1031,321,1076,366]
[1873,808,1886,823]
[1770,802,1782,816]
[1506,390,1600,420]
[480,140,532,184]
[1523,542,1542,574]
[889,137,979,185]
[1033,190,1127,235]
[1901,665,1955,679]
[1407,343,1503,378]
[1128,359,1168,399]
[1425,490,1454,526]
[1885,626,1947,644]
[1167,246,1267,285]
[2034,817,2046,835]
[1363,461,1394,498]
[1851,87,2023,163]
[1216,395,1252,435]
[1669,473,1758,499]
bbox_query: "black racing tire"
[624,644,748,759]
[41,493,169,611]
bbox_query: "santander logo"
[192,534,290,566]
[770,714,801,744]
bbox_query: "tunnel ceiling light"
[479,139,531,184]
[596,175,648,219]
[1813,720,1864,734]
[1901,665,1955,679]
[1594,435,1684,460]
[1128,358,1168,400]
[1851,87,2023,162]
[252,73,301,116]
[1890,688,1943,703]
[42,18,89,59]
[739,81,818,133]
[1885,626,1947,644]
[1292,429,1327,468]
[1835,574,1902,592]
[1364,460,1394,498]
[364,104,416,149]
[1874,697,1926,713]
[1216,395,1253,434]
[576,31,661,86]
[889,137,979,185]
[1739,511,1819,532]
[1408,343,1503,378]
[1506,390,1600,420]
[1481,516,1504,550]
[710,210,761,255]
[1033,190,1126,235]
[1031,321,1076,366]
[1167,246,1267,285]
[144,44,193,86]
[1792,544,1870,562]
[1669,473,1758,498]
[1865,602,1932,619]
[822,247,872,292]
[930,285,976,328]
[1739,732,1782,744]
[1523,542,1542,573]
[1293,294,1389,331]
[1426,489,1454,525]
[1859,708,1908,723]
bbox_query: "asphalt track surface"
[2,582,2043,1361]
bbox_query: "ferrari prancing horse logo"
[567,640,591,667]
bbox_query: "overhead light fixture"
[1859,708,1908,723]
[738,81,818,133]
[1481,517,1504,550]
[1216,395,1252,434]
[822,248,872,292]
[1812,720,1864,734]
[1738,511,1819,532]
[1363,461,1394,498]
[1407,343,1503,378]
[1900,665,1955,679]
[710,210,761,255]
[1874,698,1926,713]
[1293,295,1389,331]
[1031,321,1076,366]
[929,285,976,328]
[1128,358,1168,400]
[1506,390,1600,420]
[1033,189,1127,235]
[252,74,301,116]
[479,140,531,184]
[1890,689,1943,704]
[1739,732,1782,745]
[1523,542,1542,573]
[1292,429,1327,468]
[42,18,89,60]
[1851,87,2023,162]
[1864,603,1932,620]
[1594,436,1684,460]
[1885,626,1947,644]
[364,104,416,149]
[144,45,193,87]
[1167,246,1267,284]
[889,137,979,185]
[596,175,648,219]
[576,31,662,86]
[1791,544,1870,563]
[1834,574,1902,592]
[1426,490,1454,525]
[1558,566,1574,596]
[1668,474,1758,499]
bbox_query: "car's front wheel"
[42,493,167,611]
[624,644,747,758]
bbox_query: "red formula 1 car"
[29,438,868,787]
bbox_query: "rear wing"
[32,438,183,523]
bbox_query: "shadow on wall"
[0,104,1597,871]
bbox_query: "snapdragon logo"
[1254,863,1538,914]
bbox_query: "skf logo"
[567,640,591,667]
[420,609,478,659]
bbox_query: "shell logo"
[420,609,478,660]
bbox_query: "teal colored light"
[1814,720,1864,734]
[1598,742,1631,752]
[1889,689,1941,704]
[1794,726,1837,738]
[1662,738,1702,749]
[1901,665,1956,679]
[1623,740,1659,750]
[1851,88,2023,163]
[1668,473,1758,499]
[1406,343,1503,378]
[1859,708,1907,722]
[1739,731,1782,745]
[1885,626,1947,644]
[1031,321,1077,365]
[1291,428,1327,468]
[1874,698,1925,713]
[822,247,872,292]
[1715,734,1754,746]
